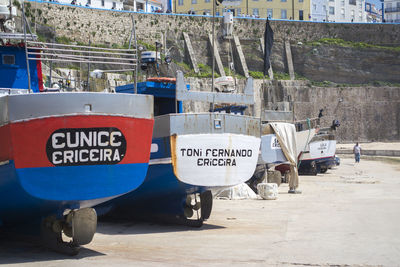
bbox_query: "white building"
[310,0,329,21]
[56,0,124,10]
[123,0,163,12]
[327,0,367,22]
[384,0,400,23]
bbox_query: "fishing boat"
[247,111,318,190]
[0,12,153,254]
[297,121,339,174]
[96,72,261,226]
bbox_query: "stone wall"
[263,80,400,142]
[23,2,400,141]
[291,45,400,84]
[29,2,400,46]
[27,2,400,84]
[170,77,400,142]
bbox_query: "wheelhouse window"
[2,55,15,65]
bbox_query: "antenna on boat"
[128,14,138,94]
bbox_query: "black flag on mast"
[263,19,274,76]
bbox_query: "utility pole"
[211,0,216,111]
[292,0,294,19]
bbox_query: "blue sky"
[367,0,383,9]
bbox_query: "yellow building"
[174,0,311,20]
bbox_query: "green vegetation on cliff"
[307,38,400,52]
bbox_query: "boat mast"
[22,3,31,93]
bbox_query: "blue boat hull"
[0,160,149,227]
[97,162,208,221]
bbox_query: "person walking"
[353,142,361,163]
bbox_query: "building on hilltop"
[174,0,313,20]
[55,0,124,10]
[326,0,367,22]
[123,0,163,12]
[383,0,400,22]
[310,0,328,21]
[173,0,368,22]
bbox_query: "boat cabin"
[0,45,43,92]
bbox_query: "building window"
[349,0,356,5]
[329,6,335,14]
[281,9,287,18]
[267,0,273,2]
[253,8,259,15]
[281,0,287,2]
[313,4,316,10]
[87,0,91,4]
[341,8,345,18]
[205,0,210,2]
[101,0,104,6]
[178,0,183,5]
[341,0,344,6]
[299,10,303,20]
[299,0,303,2]
[136,2,144,10]
[192,0,197,4]
[267,8,273,18]
[112,2,116,8]
[237,8,241,15]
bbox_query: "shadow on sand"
[0,230,105,264]
[0,218,224,264]
[96,218,225,236]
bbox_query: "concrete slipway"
[1,156,400,266]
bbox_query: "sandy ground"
[1,156,400,266]
[337,142,400,151]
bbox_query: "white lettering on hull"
[172,133,260,187]
[47,127,126,166]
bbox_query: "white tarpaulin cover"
[216,183,258,200]
[260,134,287,163]
[269,123,300,189]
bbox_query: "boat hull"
[299,137,337,174]
[0,92,154,227]
[97,113,260,224]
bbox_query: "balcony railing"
[385,7,400,13]
[386,19,400,22]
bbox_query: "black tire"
[310,161,318,176]
[200,190,213,220]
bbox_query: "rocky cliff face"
[263,80,400,142]
[291,45,400,84]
